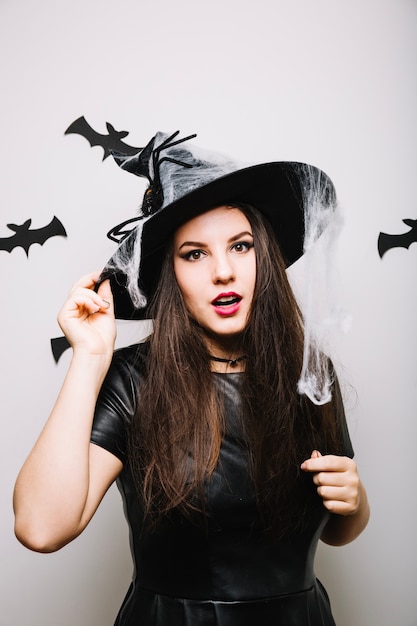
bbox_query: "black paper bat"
[378,218,417,258]
[0,216,67,256]
[65,116,141,160]
[51,336,71,363]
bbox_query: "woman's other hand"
[301,450,370,545]
[301,451,360,516]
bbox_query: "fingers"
[66,288,109,317]
[301,453,351,473]
[67,272,113,316]
[314,480,359,515]
[96,277,113,303]
[56,272,116,357]
[301,453,360,516]
[57,272,115,340]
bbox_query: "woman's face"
[173,205,256,343]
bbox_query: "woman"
[13,131,370,625]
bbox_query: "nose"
[212,252,235,284]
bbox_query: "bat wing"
[65,116,110,156]
[109,138,141,156]
[51,336,71,363]
[378,232,397,258]
[0,219,32,253]
[26,216,67,253]
[0,238,15,253]
[378,219,417,258]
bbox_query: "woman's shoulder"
[91,342,150,463]
[98,341,149,412]
[111,340,149,376]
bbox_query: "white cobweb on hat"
[103,216,150,310]
[106,133,247,312]
[291,164,352,405]
[155,132,246,208]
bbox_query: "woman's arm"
[301,451,370,546]
[13,273,121,553]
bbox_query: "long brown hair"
[128,203,341,534]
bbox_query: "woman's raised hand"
[57,272,117,358]
[13,272,120,552]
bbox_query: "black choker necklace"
[209,355,246,368]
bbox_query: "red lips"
[211,292,242,315]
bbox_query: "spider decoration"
[108,131,196,243]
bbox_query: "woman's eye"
[184,249,204,261]
[232,241,253,253]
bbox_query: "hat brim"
[101,161,330,319]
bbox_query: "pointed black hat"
[99,131,336,319]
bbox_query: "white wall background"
[1,1,416,624]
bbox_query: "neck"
[203,333,246,372]
[207,349,247,373]
[209,354,246,368]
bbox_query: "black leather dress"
[91,344,353,625]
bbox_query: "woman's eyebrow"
[178,240,207,251]
[228,230,253,242]
[178,231,253,251]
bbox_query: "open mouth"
[212,295,241,307]
[211,293,243,315]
